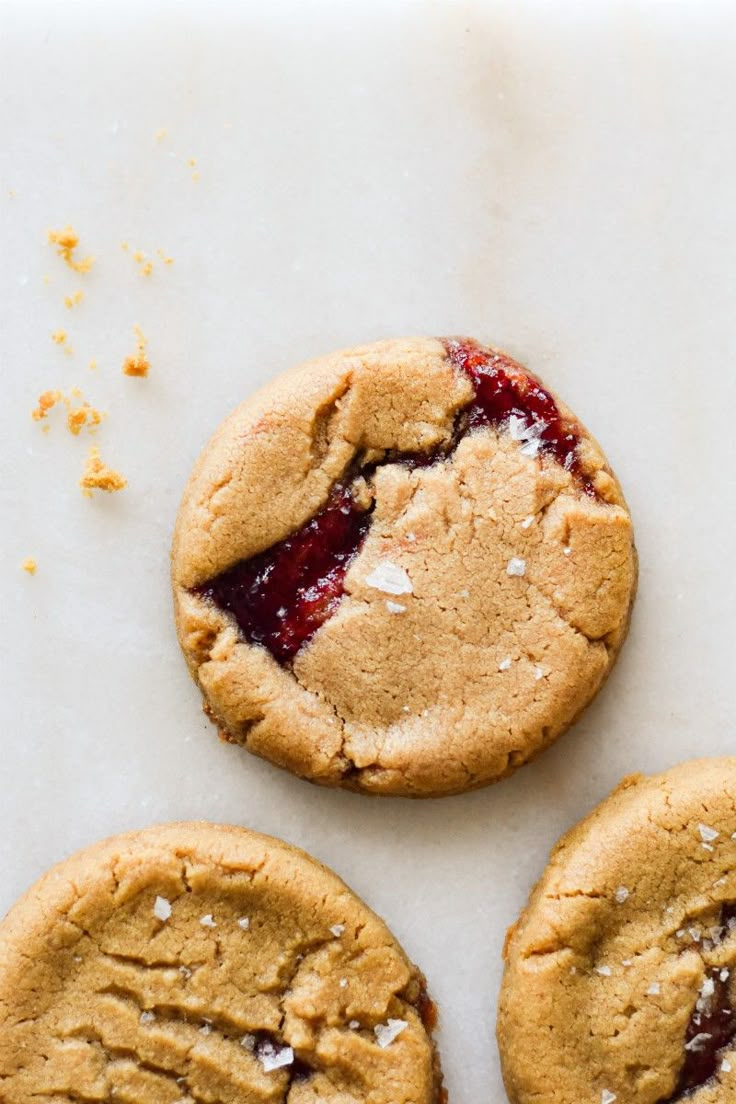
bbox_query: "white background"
[2,1,736,1099]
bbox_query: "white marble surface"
[2,1,736,1098]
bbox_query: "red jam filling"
[196,338,596,662]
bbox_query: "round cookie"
[498,758,736,1104]
[0,822,443,1104]
[172,337,636,797]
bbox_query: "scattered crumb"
[64,290,84,310]
[155,127,167,142]
[47,225,94,273]
[79,446,127,497]
[156,248,174,265]
[42,274,52,285]
[22,558,37,575]
[32,390,62,421]
[67,401,103,436]
[89,358,98,371]
[51,329,72,355]
[122,325,150,377]
[32,390,104,435]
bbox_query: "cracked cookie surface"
[172,337,636,797]
[498,758,736,1104]
[0,823,442,1104]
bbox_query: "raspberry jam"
[664,965,736,1099]
[443,338,596,497]
[197,484,371,663]
[197,338,597,663]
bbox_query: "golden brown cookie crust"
[498,758,736,1104]
[0,822,442,1104]
[172,337,637,797]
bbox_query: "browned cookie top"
[0,823,442,1104]
[172,337,636,796]
[498,759,736,1104]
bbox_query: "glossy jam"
[665,966,736,1099]
[443,337,596,497]
[198,338,596,663]
[197,485,371,663]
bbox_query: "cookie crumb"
[64,290,84,309]
[122,324,150,377]
[47,226,94,273]
[153,895,172,921]
[258,1041,294,1072]
[51,329,72,355]
[374,1019,408,1048]
[67,401,103,436]
[237,916,250,930]
[614,886,629,904]
[365,561,413,596]
[122,324,151,377]
[330,923,345,938]
[22,558,37,575]
[199,913,216,928]
[79,447,127,497]
[386,600,406,614]
[507,557,526,577]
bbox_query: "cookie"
[0,822,442,1104]
[172,337,636,797]
[498,758,736,1104]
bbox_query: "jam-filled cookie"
[498,758,736,1104]
[172,337,636,796]
[0,822,442,1103]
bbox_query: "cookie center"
[196,338,595,663]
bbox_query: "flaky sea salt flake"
[330,924,345,937]
[386,600,406,614]
[722,1058,732,1073]
[258,1042,294,1072]
[365,561,413,596]
[601,1091,617,1104]
[699,824,720,843]
[685,1032,712,1052]
[374,1019,408,1048]
[200,913,216,928]
[595,965,612,976]
[498,657,513,672]
[647,982,661,996]
[521,515,535,529]
[614,886,629,904]
[153,895,172,921]
[507,557,526,577]
[140,1011,155,1025]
